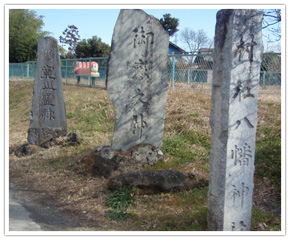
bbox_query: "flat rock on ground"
[107,170,208,193]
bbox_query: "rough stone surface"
[92,148,121,178]
[65,132,80,146]
[14,144,39,157]
[207,9,263,231]
[84,144,163,178]
[129,143,162,166]
[107,170,208,193]
[28,37,67,146]
[83,146,120,178]
[107,9,169,151]
[13,132,80,157]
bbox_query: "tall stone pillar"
[207,9,263,231]
[28,37,67,145]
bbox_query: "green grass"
[9,82,33,125]
[107,187,135,211]
[251,207,281,231]
[66,102,114,134]
[9,81,281,231]
[128,187,209,231]
[162,130,210,169]
[255,102,281,192]
[105,210,133,222]
[105,187,136,221]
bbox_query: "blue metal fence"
[9,53,281,91]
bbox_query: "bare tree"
[179,28,211,65]
[180,28,210,54]
[262,9,281,42]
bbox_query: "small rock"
[129,144,162,166]
[55,137,63,142]
[83,148,120,178]
[40,141,53,148]
[257,223,265,230]
[64,132,80,146]
[100,147,118,160]
[157,150,164,156]
[15,144,39,157]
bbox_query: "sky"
[31,8,220,49]
[28,6,282,53]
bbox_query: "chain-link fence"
[168,53,281,95]
[168,53,213,92]
[9,53,281,94]
[60,57,108,88]
[9,57,108,88]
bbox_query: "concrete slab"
[9,193,42,231]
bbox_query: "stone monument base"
[28,127,67,146]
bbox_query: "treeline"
[9,9,111,63]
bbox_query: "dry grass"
[9,81,281,231]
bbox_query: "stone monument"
[106,9,169,151]
[28,37,67,146]
[207,9,263,231]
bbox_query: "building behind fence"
[9,53,281,92]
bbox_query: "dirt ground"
[9,181,97,231]
[8,82,282,232]
[9,171,281,232]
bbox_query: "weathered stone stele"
[107,9,169,151]
[28,37,67,145]
[207,9,263,231]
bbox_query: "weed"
[105,210,132,222]
[105,187,135,222]
[107,187,135,211]
[255,101,281,192]
[191,112,200,118]
[251,207,281,231]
